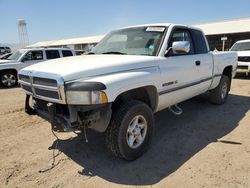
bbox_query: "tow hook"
[169,104,183,115]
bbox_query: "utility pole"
[221,36,228,51]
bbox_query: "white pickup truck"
[230,39,250,75]
[18,24,237,160]
[0,48,75,87]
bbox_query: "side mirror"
[165,41,190,56]
[172,41,190,54]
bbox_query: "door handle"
[195,60,201,66]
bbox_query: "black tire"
[209,75,230,105]
[105,100,154,161]
[0,71,17,87]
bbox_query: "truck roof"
[117,23,203,32]
[22,47,74,51]
[234,39,250,44]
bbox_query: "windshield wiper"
[102,51,126,55]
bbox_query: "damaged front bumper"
[25,95,112,132]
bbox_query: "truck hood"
[20,55,161,82]
[237,51,250,57]
[0,59,14,64]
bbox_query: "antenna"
[18,19,29,48]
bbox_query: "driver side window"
[168,29,195,55]
[23,51,43,61]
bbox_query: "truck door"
[157,28,202,110]
[20,50,44,69]
[190,29,213,93]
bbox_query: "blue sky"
[1,0,250,44]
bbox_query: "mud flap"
[25,95,36,115]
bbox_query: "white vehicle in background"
[0,53,12,60]
[230,39,250,75]
[0,46,11,55]
[0,48,75,87]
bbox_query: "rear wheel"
[209,75,230,105]
[105,100,154,160]
[0,71,17,87]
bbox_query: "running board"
[169,104,183,115]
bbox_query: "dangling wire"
[38,129,62,173]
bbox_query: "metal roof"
[27,35,104,48]
[28,18,250,48]
[195,17,250,35]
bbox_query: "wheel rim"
[126,115,147,149]
[1,73,16,87]
[221,82,228,99]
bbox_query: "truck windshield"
[7,50,23,61]
[230,42,250,51]
[91,26,167,56]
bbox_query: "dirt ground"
[0,75,249,188]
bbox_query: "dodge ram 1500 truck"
[18,24,237,160]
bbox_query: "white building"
[195,17,250,51]
[28,17,250,53]
[27,35,104,54]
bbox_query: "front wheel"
[209,75,230,105]
[0,71,17,87]
[105,100,154,160]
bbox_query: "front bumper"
[25,95,73,132]
[237,62,250,72]
[25,94,112,132]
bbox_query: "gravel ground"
[0,75,249,188]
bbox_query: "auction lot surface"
[0,75,249,188]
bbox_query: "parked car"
[230,39,250,75]
[4,47,11,53]
[0,47,6,55]
[0,48,75,87]
[19,23,237,160]
[0,46,11,54]
[0,53,12,60]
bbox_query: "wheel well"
[223,66,232,78]
[0,69,18,76]
[222,66,232,90]
[114,86,158,112]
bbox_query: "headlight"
[65,81,107,105]
[66,90,107,104]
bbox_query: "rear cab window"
[45,50,60,59]
[190,29,209,54]
[62,50,73,57]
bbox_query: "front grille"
[237,65,248,70]
[19,74,65,103]
[238,56,250,62]
[19,74,30,83]
[33,77,57,87]
[35,88,59,99]
[22,84,32,93]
